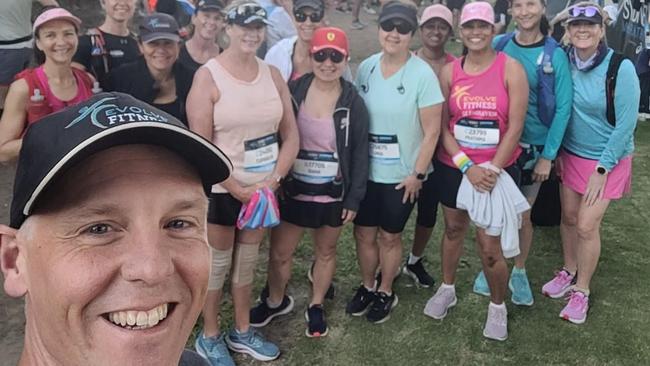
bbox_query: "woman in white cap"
[346,0,444,325]
[179,0,226,73]
[423,1,528,341]
[404,3,456,290]
[187,1,299,364]
[0,7,94,163]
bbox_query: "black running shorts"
[354,181,416,234]
[207,193,242,226]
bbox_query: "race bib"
[454,119,500,148]
[292,150,339,184]
[369,134,400,164]
[243,133,278,172]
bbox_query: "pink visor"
[460,1,494,26]
[33,8,82,33]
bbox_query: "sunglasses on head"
[569,5,600,18]
[312,49,345,63]
[294,10,324,23]
[380,20,413,35]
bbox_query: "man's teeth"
[108,303,168,329]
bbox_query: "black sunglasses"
[380,20,413,35]
[312,49,345,63]
[294,10,324,23]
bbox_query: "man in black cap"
[0,92,231,366]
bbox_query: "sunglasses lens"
[584,7,598,17]
[396,23,412,35]
[330,50,344,63]
[380,21,411,34]
[313,50,328,62]
[294,11,306,22]
[570,6,599,18]
[380,21,395,32]
[313,49,345,63]
[310,12,324,22]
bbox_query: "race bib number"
[243,133,278,172]
[454,119,500,148]
[292,150,339,184]
[369,134,400,164]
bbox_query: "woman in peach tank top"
[186,2,299,363]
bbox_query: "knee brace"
[231,242,260,288]
[208,247,233,291]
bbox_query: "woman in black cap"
[106,13,195,125]
[179,0,225,73]
[186,1,299,363]
[346,0,444,324]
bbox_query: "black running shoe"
[307,262,336,300]
[304,304,328,337]
[366,291,398,324]
[345,285,375,316]
[249,295,294,327]
[402,259,435,288]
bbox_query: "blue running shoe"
[226,328,280,361]
[473,270,491,297]
[194,331,235,366]
[509,267,534,306]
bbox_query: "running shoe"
[307,262,336,300]
[194,331,235,366]
[402,258,435,288]
[305,304,328,337]
[226,328,280,361]
[473,270,491,297]
[345,285,375,316]
[423,285,457,320]
[541,269,576,298]
[350,20,366,30]
[509,268,534,306]
[559,290,589,324]
[483,303,508,341]
[366,291,398,324]
[363,5,377,14]
[249,295,294,327]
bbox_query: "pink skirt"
[559,150,633,200]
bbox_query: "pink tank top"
[204,58,283,193]
[34,65,93,112]
[438,52,520,168]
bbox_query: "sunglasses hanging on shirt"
[312,49,345,64]
[379,20,413,35]
[294,10,324,23]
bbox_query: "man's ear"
[0,224,28,298]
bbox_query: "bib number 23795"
[244,133,279,172]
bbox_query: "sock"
[440,283,455,291]
[408,253,421,265]
[512,267,526,275]
[364,285,375,292]
[489,301,506,309]
[562,267,576,277]
[266,298,282,309]
[574,287,590,297]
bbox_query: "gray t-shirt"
[0,0,32,43]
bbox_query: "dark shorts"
[438,161,522,209]
[354,181,415,234]
[280,197,344,229]
[207,193,242,226]
[517,144,544,187]
[447,0,466,11]
[0,48,32,85]
[416,166,441,228]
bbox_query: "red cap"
[310,27,349,56]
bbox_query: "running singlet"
[204,58,283,193]
[438,52,520,167]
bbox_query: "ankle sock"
[489,301,506,309]
[440,283,455,291]
[408,253,421,265]
[266,298,282,309]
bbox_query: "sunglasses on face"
[569,6,600,18]
[380,20,413,35]
[294,10,324,23]
[312,49,345,63]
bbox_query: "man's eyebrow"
[61,203,124,221]
[167,197,208,213]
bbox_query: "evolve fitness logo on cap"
[139,13,181,43]
[10,92,232,228]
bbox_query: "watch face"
[597,167,607,175]
[416,173,426,180]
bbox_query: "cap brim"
[22,123,232,218]
[197,5,224,12]
[142,33,181,43]
[242,16,270,25]
[33,15,82,33]
[311,45,348,56]
[419,16,452,27]
[294,1,324,11]
[566,16,602,24]
[460,17,494,26]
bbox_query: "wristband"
[452,151,474,174]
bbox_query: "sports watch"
[415,172,426,180]
[596,165,608,175]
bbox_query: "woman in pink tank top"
[186,2,299,363]
[0,8,94,163]
[423,2,528,342]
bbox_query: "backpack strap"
[87,28,110,76]
[606,52,626,127]
[541,36,559,66]
[494,32,515,52]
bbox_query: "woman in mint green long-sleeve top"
[471,0,573,307]
[541,2,639,325]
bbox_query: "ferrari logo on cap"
[327,32,335,41]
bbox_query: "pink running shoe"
[560,290,589,324]
[541,269,575,298]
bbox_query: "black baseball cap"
[10,92,232,229]
[139,13,181,43]
[294,0,324,12]
[226,2,269,26]
[378,1,418,29]
[196,0,225,13]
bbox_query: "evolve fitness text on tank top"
[204,58,283,193]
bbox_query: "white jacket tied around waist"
[456,163,530,258]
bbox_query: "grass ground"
[191,119,650,366]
